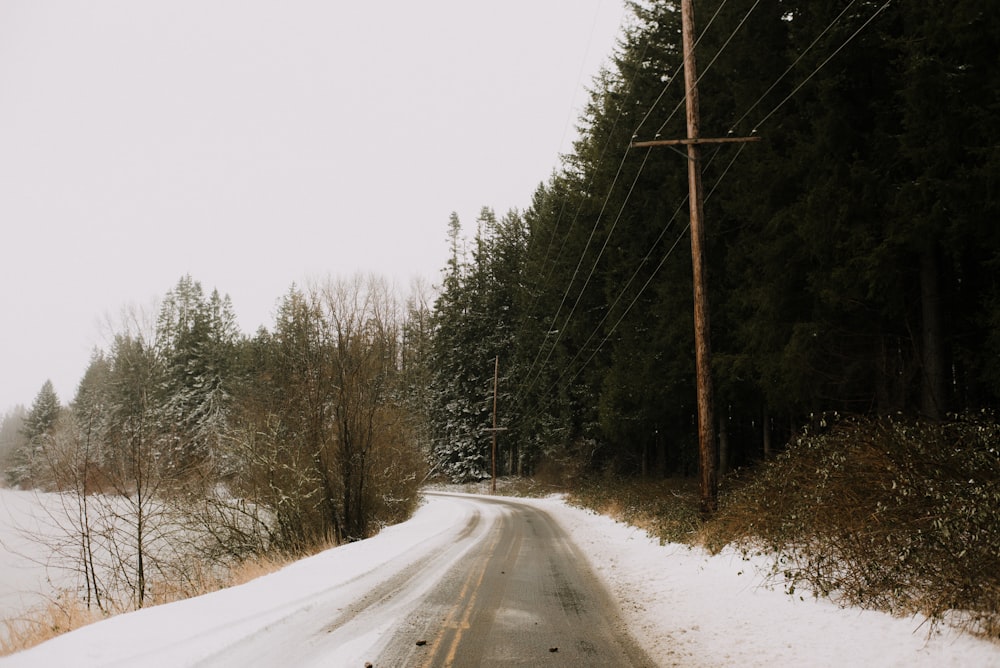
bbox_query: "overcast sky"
[0,1,626,412]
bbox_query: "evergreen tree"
[22,380,61,442]
[7,380,61,486]
[429,0,1000,479]
[427,208,530,480]
[71,351,113,473]
[400,279,436,458]
[155,275,240,476]
[428,212,490,480]
[0,406,27,479]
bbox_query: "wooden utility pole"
[487,356,507,495]
[491,355,499,494]
[631,0,758,516]
[681,0,717,518]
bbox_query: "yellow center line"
[421,524,503,668]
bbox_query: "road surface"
[7,490,998,668]
[200,492,653,667]
[375,493,652,667]
[0,492,653,667]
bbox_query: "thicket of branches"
[3,274,428,613]
[700,413,1000,637]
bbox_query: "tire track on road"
[378,495,654,667]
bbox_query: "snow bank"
[0,493,488,667]
[521,494,1000,667]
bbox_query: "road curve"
[375,493,653,667]
[190,492,653,667]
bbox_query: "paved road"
[188,492,652,667]
[374,493,652,667]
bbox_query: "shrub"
[699,412,1000,637]
[568,476,702,545]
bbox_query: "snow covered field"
[1,490,998,667]
[0,490,81,621]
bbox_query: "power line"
[752,0,894,133]
[515,0,630,330]
[520,141,744,428]
[514,35,659,402]
[651,0,763,139]
[633,0,729,138]
[513,3,741,402]
[511,0,894,437]
[516,1,763,419]
[727,0,860,134]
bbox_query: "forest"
[426,0,1000,483]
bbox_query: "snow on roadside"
[520,494,1000,668]
[0,493,482,667]
[1,489,998,667]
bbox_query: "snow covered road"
[1,493,646,667]
[374,494,649,666]
[2,490,999,667]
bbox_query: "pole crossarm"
[630,136,761,149]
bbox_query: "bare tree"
[224,286,342,552]
[10,276,429,621]
[321,275,422,539]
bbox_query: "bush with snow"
[702,412,1000,638]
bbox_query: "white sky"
[0,1,627,412]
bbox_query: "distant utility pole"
[487,356,508,495]
[631,0,759,516]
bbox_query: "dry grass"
[0,546,315,657]
[225,551,301,587]
[0,594,106,656]
[566,476,702,545]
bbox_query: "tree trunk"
[920,246,946,420]
[762,404,772,460]
[718,411,730,476]
[640,438,649,478]
[656,430,666,477]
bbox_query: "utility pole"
[631,0,759,516]
[486,356,507,495]
[492,355,499,494]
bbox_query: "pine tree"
[155,275,240,475]
[423,0,1000,481]
[428,212,490,481]
[0,406,27,478]
[400,279,435,458]
[426,208,532,480]
[22,380,61,441]
[7,380,62,487]
[71,351,113,471]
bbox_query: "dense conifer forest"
[425,0,1000,481]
